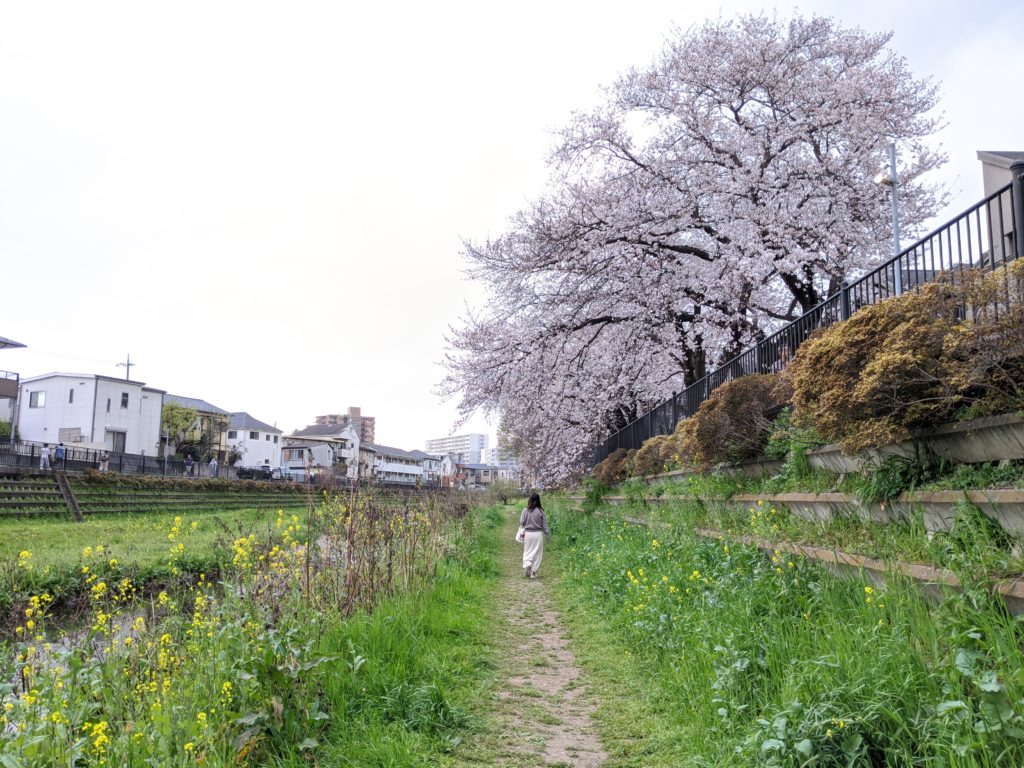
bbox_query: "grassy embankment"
[604,465,1024,577]
[548,494,1024,767]
[1,497,507,767]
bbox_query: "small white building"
[283,422,360,481]
[17,373,164,454]
[409,450,444,484]
[227,412,282,467]
[366,443,424,485]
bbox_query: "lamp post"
[874,142,903,295]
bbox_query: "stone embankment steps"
[53,471,83,521]
[569,501,1024,615]
[0,471,307,517]
[571,489,1024,535]
[0,474,67,515]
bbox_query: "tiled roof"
[364,443,422,461]
[229,412,281,433]
[0,336,26,349]
[291,423,353,438]
[462,463,502,470]
[408,450,443,460]
[164,394,230,415]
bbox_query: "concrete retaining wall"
[806,413,1024,474]
[641,457,785,484]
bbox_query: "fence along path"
[592,172,1024,466]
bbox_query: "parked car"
[236,465,274,480]
[236,465,294,481]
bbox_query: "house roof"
[977,151,1024,169]
[21,372,160,390]
[462,463,502,471]
[0,336,25,350]
[164,394,230,415]
[408,450,443,460]
[229,412,282,433]
[364,443,422,461]
[291,423,355,439]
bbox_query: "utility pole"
[117,354,134,380]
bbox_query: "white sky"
[1,0,1021,450]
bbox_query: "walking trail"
[466,509,607,767]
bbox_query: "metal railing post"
[840,281,852,321]
[1012,160,1024,261]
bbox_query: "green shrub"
[851,443,947,505]
[675,374,793,469]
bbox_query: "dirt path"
[475,510,607,768]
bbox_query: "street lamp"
[874,142,903,295]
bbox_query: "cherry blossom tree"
[443,13,945,484]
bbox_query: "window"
[249,431,258,440]
[29,391,45,408]
[227,430,237,440]
[106,398,111,413]
[121,393,129,409]
[68,389,74,404]
[273,436,278,444]
[265,434,271,441]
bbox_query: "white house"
[227,412,282,467]
[409,450,444,484]
[365,443,424,485]
[17,373,164,454]
[282,422,360,481]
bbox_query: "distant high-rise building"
[315,407,375,443]
[425,433,489,464]
[482,445,518,466]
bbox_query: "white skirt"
[522,531,544,574]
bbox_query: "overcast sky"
[1,0,1021,450]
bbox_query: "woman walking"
[520,493,550,579]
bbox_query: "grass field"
[0,506,298,573]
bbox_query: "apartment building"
[425,433,489,464]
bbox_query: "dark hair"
[527,492,542,511]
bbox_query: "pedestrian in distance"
[39,443,51,470]
[520,492,550,579]
[54,442,66,468]
[99,451,110,472]
[209,456,218,479]
[185,454,195,478]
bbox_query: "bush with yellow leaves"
[791,261,1024,452]
[674,374,793,470]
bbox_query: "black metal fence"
[0,440,242,479]
[591,174,1023,465]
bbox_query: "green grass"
[549,497,1024,766]
[640,459,1024,501]
[633,494,1024,578]
[0,506,299,572]
[274,505,504,767]
[0,499,506,767]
